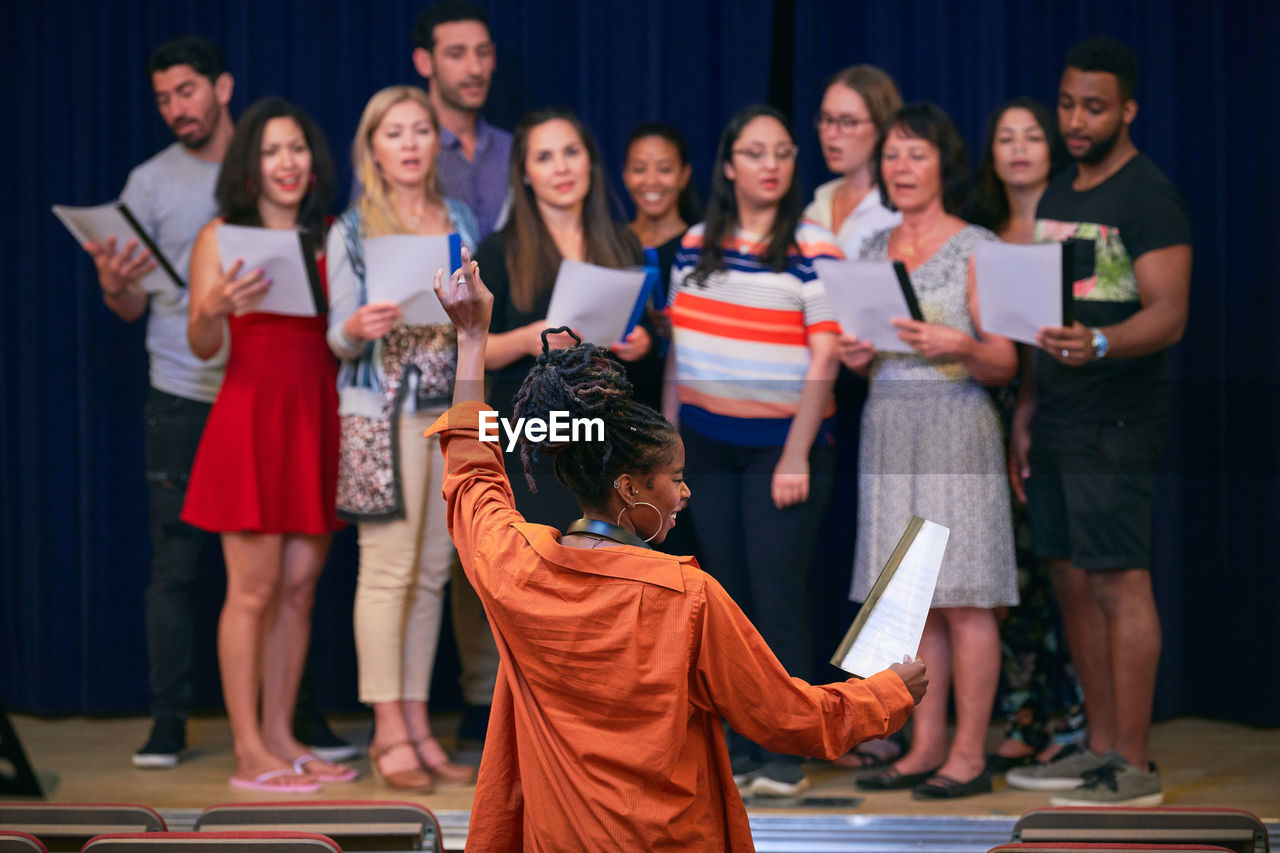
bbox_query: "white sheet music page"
[215,224,317,317]
[837,519,950,678]
[973,241,1064,345]
[544,259,647,346]
[814,258,915,353]
[363,234,454,325]
[52,203,180,295]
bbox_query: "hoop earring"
[617,501,664,543]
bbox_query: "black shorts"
[1025,418,1167,571]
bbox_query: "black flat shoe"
[856,765,942,791]
[912,768,993,799]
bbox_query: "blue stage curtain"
[3,0,1277,725]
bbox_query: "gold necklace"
[896,220,947,257]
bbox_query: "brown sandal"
[414,737,477,786]
[370,741,434,794]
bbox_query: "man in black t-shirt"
[1005,36,1192,806]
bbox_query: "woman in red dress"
[183,96,348,793]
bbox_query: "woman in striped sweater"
[664,104,842,797]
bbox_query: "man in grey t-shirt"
[83,35,234,770]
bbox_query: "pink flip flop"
[229,768,321,793]
[292,752,359,783]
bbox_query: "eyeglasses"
[731,145,798,163]
[813,112,875,133]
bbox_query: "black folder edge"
[298,230,328,315]
[1059,237,1094,328]
[891,261,924,322]
[829,515,925,674]
[115,202,186,289]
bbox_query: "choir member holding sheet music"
[665,105,843,797]
[839,102,1018,800]
[324,86,479,792]
[971,98,1088,772]
[804,64,903,259]
[181,97,350,794]
[622,122,701,410]
[75,35,233,772]
[475,108,648,529]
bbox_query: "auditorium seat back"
[81,831,341,852]
[0,831,47,852]
[1011,808,1270,853]
[195,802,440,852]
[990,843,1238,852]
[0,804,166,852]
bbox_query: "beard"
[171,117,213,151]
[1073,123,1123,164]
[437,77,488,113]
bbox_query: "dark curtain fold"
[2,0,1276,724]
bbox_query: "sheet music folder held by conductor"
[831,516,950,679]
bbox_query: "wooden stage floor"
[8,714,1278,851]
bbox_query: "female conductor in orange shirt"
[422,249,928,851]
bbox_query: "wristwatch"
[1090,327,1109,359]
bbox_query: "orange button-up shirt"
[427,402,915,852]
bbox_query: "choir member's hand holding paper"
[813,258,923,353]
[973,238,1093,344]
[363,233,462,326]
[544,260,650,347]
[215,224,325,316]
[52,202,184,294]
[831,516,949,679]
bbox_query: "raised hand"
[432,246,492,338]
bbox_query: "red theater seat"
[1011,808,1270,853]
[81,831,341,852]
[0,831,48,852]
[195,801,440,852]
[0,804,166,852]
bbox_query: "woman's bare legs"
[934,606,1001,782]
[259,533,349,775]
[889,610,951,774]
[220,532,304,785]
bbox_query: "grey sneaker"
[1005,744,1110,791]
[749,762,811,798]
[1050,753,1164,806]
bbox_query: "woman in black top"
[475,108,648,527]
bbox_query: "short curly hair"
[873,101,970,216]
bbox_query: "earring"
[245,178,256,198]
[308,172,317,188]
[617,501,664,543]
[522,175,531,186]
[612,479,620,488]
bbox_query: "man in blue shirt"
[411,1,508,750]
[412,1,512,240]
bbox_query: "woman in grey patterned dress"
[840,103,1018,799]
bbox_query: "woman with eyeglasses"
[805,65,903,259]
[665,104,842,797]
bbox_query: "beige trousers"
[353,410,453,703]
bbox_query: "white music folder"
[831,516,949,678]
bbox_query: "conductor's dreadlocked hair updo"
[512,327,680,513]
